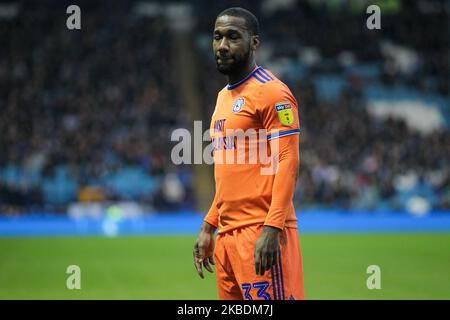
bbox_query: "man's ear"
[252,35,260,50]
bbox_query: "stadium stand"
[0,0,448,216]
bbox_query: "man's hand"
[254,226,281,276]
[193,222,216,279]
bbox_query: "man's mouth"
[217,56,233,63]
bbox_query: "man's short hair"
[217,7,259,36]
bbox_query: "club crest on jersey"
[275,101,294,126]
[232,97,245,113]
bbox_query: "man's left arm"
[265,133,299,228]
[254,134,300,275]
[254,84,301,276]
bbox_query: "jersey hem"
[217,219,298,235]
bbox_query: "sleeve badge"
[275,101,294,126]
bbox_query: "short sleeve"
[256,83,301,140]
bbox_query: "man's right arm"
[204,192,219,228]
[193,195,219,279]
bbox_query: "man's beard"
[216,48,251,75]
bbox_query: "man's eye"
[230,34,239,40]
[214,35,221,40]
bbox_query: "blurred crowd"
[0,0,449,214]
[0,3,195,213]
[294,82,450,211]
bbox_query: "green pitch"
[0,233,449,299]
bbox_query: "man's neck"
[227,62,257,86]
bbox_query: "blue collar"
[227,66,261,90]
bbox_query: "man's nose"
[218,38,229,52]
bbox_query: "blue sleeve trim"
[267,129,301,140]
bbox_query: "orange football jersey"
[205,66,301,234]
